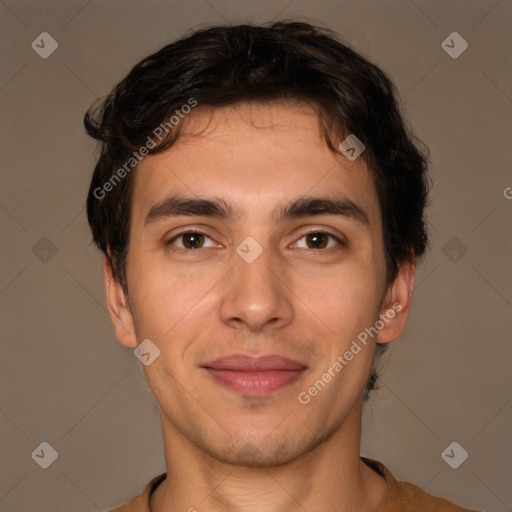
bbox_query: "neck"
[150,399,387,512]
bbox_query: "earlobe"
[376,257,416,344]
[103,256,139,348]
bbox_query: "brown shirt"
[109,457,478,511]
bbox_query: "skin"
[104,101,416,512]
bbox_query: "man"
[84,21,478,511]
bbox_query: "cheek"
[292,258,382,333]
[127,251,226,340]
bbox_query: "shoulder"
[108,473,166,512]
[361,457,480,512]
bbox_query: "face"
[106,101,412,467]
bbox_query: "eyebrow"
[144,195,370,228]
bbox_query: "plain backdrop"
[1,1,511,511]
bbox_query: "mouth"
[200,354,308,396]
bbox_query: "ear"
[376,256,416,344]
[103,255,138,348]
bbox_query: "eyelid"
[166,228,220,250]
[165,227,347,252]
[290,228,346,249]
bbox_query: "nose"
[219,243,294,333]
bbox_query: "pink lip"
[201,355,308,395]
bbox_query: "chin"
[197,422,335,469]
[210,439,306,468]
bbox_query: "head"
[85,21,430,466]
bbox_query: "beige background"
[1,0,511,510]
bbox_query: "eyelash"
[166,229,345,254]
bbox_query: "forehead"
[131,101,382,229]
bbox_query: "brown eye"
[181,232,205,249]
[293,231,342,250]
[167,231,217,251]
[305,232,329,249]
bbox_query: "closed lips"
[201,354,308,371]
